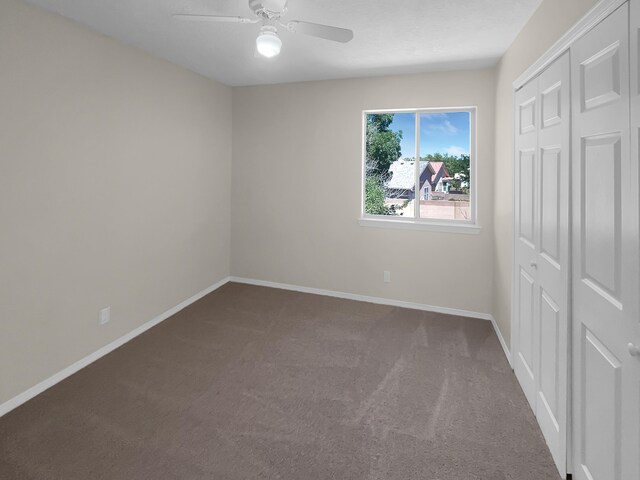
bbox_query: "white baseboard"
[0,276,231,418]
[230,276,493,320]
[230,276,512,365]
[490,315,512,367]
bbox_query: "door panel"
[628,0,640,476]
[536,51,571,475]
[540,289,560,419]
[581,134,621,299]
[513,51,570,476]
[538,288,561,457]
[519,149,536,246]
[542,82,563,128]
[581,328,622,480]
[571,4,639,480]
[520,97,536,133]
[518,267,536,395]
[580,40,622,111]
[540,147,561,264]
[514,78,540,413]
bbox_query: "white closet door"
[514,78,540,410]
[513,52,571,476]
[571,3,640,480]
[535,51,570,475]
[625,0,640,477]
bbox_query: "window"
[360,107,478,233]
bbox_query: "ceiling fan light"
[256,30,282,58]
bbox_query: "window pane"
[419,112,471,220]
[364,112,416,218]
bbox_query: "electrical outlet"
[383,271,391,283]
[99,307,111,326]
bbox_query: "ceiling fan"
[173,0,354,58]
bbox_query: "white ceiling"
[25,0,543,87]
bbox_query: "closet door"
[513,52,571,476]
[514,78,540,410]
[629,2,640,476]
[571,3,640,480]
[535,52,570,475]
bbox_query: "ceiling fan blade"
[285,20,353,43]
[172,14,258,24]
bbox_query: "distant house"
[386,160,451,200]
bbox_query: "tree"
[365,175,406,216]
[366,114,402,178]
[422,152,468,177]
[365,175,391,215]
[364,114,404,215]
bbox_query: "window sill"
[358,217,482,235]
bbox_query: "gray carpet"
[0,283,560,479]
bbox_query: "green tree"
[366,114,402,178]
[364,175,391,215]
[364,113,404,215]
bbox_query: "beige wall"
[231,69,496,315]
[0,0,232,404]
[492,0,599,346]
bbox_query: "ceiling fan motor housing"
[249,0,288,19]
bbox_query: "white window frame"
[359,106,480,235]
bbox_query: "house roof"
[386,160,428,190]
[430,162,445,177]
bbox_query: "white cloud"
[442,119,458,134]
[445,145,468,156]
[424,115,458,135]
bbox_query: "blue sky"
[388,112,470,158]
